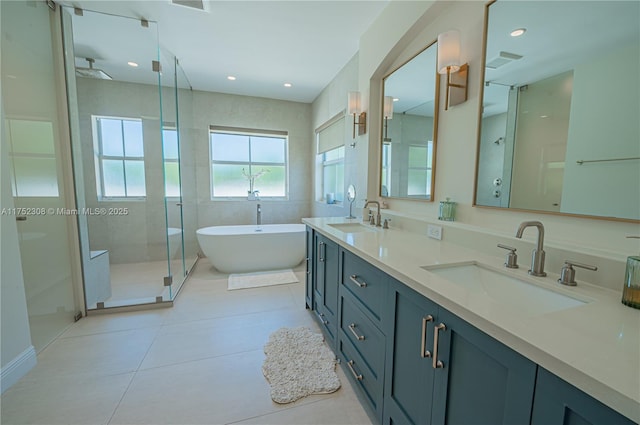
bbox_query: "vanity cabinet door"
[305,226,313,309]
[312,233,339,346]
[531,368,635,425]
[383,279,439,425]
[431,308,537,425]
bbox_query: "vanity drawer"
[341,250,385,322]
[339,330,383,420]
[340,294,385,377]
[313,300,337,347]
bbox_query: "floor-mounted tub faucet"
[515,221,546,276]
[257,203,262,226]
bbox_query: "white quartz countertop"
[302,217,640,422]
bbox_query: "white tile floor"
[1,261,373,425]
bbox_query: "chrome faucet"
[515,221,546,277]
[256,203,262,226]
[364,200,382,227]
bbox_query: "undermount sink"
[328,222,377,233]
[422,262,587,316]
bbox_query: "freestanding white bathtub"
[196,224,306,273]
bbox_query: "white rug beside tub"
[227,269,298,291]
[262,327,341,404]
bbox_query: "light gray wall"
[76,78,313,263]
[1,101,36,392]
[561,42,640,220]
[311,54,363,218]
[192,91,312,228]
[477,112,507,207]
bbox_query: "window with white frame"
[6,119,60,197]
[93,116,146,199]
[209,128,288,198]
[381,142,391,196]
[407,142,433,197]
[321,146,345,202]
[316,115,345,203]
[162,127,181,197]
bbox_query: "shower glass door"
[62,7,175,309]
[159,54,185,299]
[2,0,79,350]
[159,56,198,300]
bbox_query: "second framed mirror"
[381,40,440,201]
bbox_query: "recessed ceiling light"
[127,61,139,67]
[510,28,526,37]
[393,98,399,102]
[284,83,292,87]
[227,75,236,81]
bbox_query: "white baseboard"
[1,345,36,394]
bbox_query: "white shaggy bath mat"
[262,327,341,404]
[228,269,298,291]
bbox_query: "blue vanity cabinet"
[431,307,537,425]
[312,232,339,346]
[305,226,313,309]
[383,278,440,425]
[384,278,537,425]
[337,249,389,422]
[531,368,635,425]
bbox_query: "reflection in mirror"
[476,1,639,221]
[381,41,439,200]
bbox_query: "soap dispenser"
[622,236,640,309]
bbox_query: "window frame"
[162,126,182,199]
[407,142,433,198]
[209,127,289,200]
[92,115,146,201]
[320,145,345,203]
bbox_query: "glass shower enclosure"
[61,7,197,310]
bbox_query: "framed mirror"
[381,41,440,201]
[475,1,639,221]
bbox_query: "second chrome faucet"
[515,221,546,277]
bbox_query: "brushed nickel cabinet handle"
[315,310,328,325]
[420,315,434,358]
[432,323,446,369]
[349,274,367,288]
[318,242,325,262]
[348,323,365,341]
[347,359,363,381]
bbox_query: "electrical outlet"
[427,224,442,240]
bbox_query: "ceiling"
[62,0,389,104]
[482,0,640,117]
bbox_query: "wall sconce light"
[383,96,394,142]
[437,29,468,110]
[348,91,367,138]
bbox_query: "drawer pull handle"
[348,323,365,341]
[315,310,328,325]
[346,359,363,381]
[349,274,367,288]
[420,315,434,358]
[433,323,446,369]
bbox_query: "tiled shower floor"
[1,261,373,425]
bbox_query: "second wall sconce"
[348,91,367,138]
[437,29,468,110]
[383,96,394,142]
